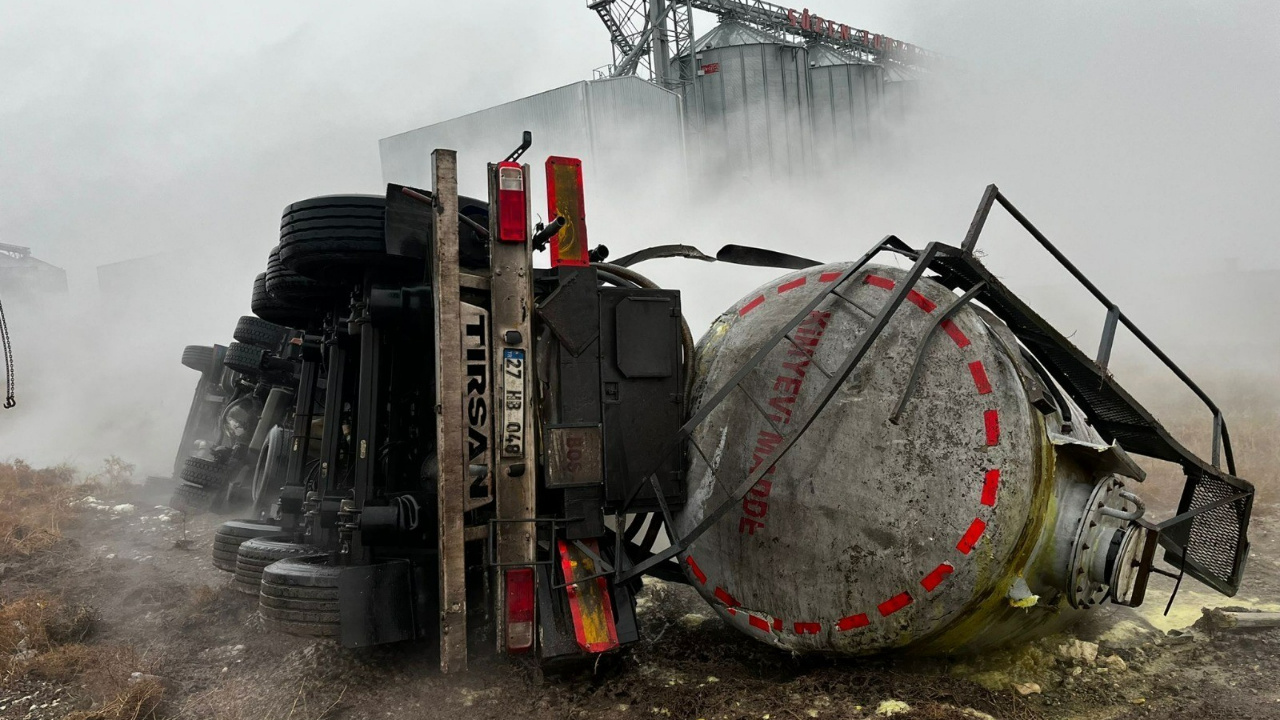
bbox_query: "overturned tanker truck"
[169,135,1253,669]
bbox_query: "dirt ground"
[1,459,1278,720]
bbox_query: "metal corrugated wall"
[379,77,684,203]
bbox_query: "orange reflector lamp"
[556,539,619,653]
[545,156,589,267]
[496,161,527,243]
[505,567,535,653]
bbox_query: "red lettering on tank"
[794,621,822,634]
[767,395,795,423]
[747,479,773,498]
[782,357,810,377]
[772,616,783,631]
[738,312,832,534]
[749,433,783,473]
[773,375,802,395]
[748,614,770,632]
[819,271,842,283]
[740,432,781,531]
[742,498,769,518]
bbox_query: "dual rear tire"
[211,519,283,572]
[260,555,342,638]
[233,535,323,595]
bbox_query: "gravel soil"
[3,486,1279,720]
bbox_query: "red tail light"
[505,567,535,653]
[496,161,528,243]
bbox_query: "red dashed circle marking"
[692,269,1005,637]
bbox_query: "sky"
[0,0,1277,471]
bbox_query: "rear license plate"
[502,349,525,457]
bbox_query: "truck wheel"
[212,519,282,572]
[278,195,402,282]
[233,316,291,351]
[222,342,266,377]
[259,555,341,637]
[180,456,230,490]
[251,272,308,328]
[169,482,214,515]
[181,345,216,373]
[234,535,323,595]
[267,269,339,308]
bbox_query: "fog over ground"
[0,0,1276,473]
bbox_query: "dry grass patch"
[0,594,96,657]
[63,676,166,720]
[0,459,80,559]
[2,594,166,719]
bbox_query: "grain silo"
[806,44,887,172]
[880,64,922,126]
[677,21,812,184]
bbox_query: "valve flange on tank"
[1064,473,1152,608]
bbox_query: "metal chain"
[0,293,13,408]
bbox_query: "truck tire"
[181,345,216,374]
[212,519,283,572]
[267,269,338,308]
[233,316,290,351]
[259,555,341,637]
[251,272,306,328]
[180,456,230,490]
[234,535,323,595]
[278,195,398,281]
[266,244,340,303]
[222,342,266,377]
[169,482,214,515]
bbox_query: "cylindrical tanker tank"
[675,262,1152,654]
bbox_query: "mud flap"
[557,539,619,653]
[338,559,415,648]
